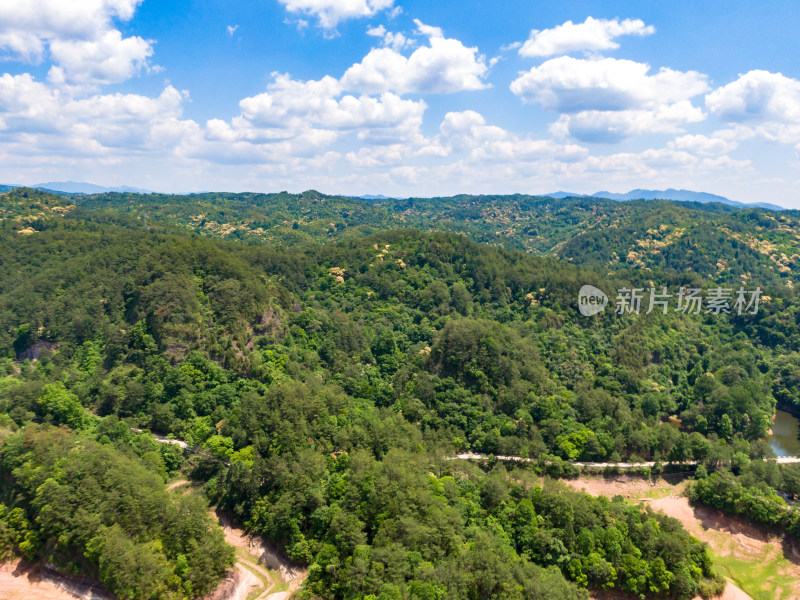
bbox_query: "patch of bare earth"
[563,474,685,500]
[565,476,800,600]
[650,495,800,600]
[0,559,101,600]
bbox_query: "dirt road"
[169,484,306,600]
[208,507,306,600]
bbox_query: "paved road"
[451,452,800,467]
[133,428,800,468]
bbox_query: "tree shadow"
[10,558,39,582]
[691,501,800,567]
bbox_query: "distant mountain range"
[545,188,783,210]
[0,181,152,195]
[0,183,784,210]
[360,194,403,200]
[35,181,153,194]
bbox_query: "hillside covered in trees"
[3,186,800,599]
[66,188,800,288]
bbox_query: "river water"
[769,409,800,457]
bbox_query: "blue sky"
[1,1,800,206]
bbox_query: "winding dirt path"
[166,478,189,491]
[202,563,262,600]
[165,482,301,600]
[211,508,306,600]
[131,428,188,448]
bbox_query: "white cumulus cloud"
[511,56,708,142]
[706,69,800,124]
[237,73,425,138]
[0,72,195,155]
[194,72,427,162]
[48,30,153,85]
[366,25,413,50]
[576,148,751,181]
[277,0,395,29]
[0,73,62,133]
[551,102,705,143]
[519,17,654,57]
[705,71,800,147]
[427,110,588,164]
[438,110,508,148]
[341,20,490,94]
[0,0,153,85]
[511,56,708,112]
[0,30,45,62]
[667,133,738,156]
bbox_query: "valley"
[2,186,800,600]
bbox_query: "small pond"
[769,409,800,457]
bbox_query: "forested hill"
[59,187,800,287]
[5,189,800,598]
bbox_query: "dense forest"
[0,426,233,599]
[2,186,800,599]
[73,188,800,287]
